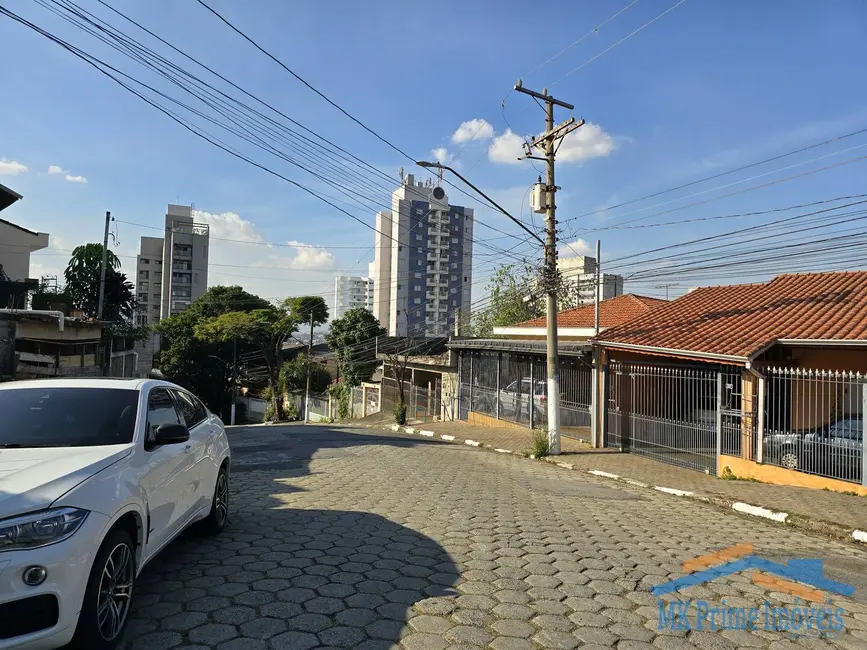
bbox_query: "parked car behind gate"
[764,417,863,483]
[0,378,231,650]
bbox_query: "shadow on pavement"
[119,425,460,649]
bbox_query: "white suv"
[0,378,231,650]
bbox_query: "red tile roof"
[597,272,867,360]
[513,294,668,329]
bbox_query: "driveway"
[119,424,867,649]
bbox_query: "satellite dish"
[432,186,445,201]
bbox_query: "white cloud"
[559,238,593,258]
[451,118,494,144]
[47,165,67,174]
[488,122,616,166]
[276,241,335,270]
[65,174,87,183]
[488,129,526,164]
[194,210,265,243]
[557,122,616,163]
[0,159,28,175]
[431,147,449,164]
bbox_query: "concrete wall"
[0,221,49,281]
[720,454,867,495]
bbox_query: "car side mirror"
[154,423,190,445]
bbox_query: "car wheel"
[201,464,229,535]
[71,528,135,650]
[779,449,799,470]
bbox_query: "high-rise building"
[333,274,373,320]
[134,204,209,373]
[372,174,473,336]
[559,255,623,306]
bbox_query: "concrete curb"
[369,422,867,546]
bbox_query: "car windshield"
[0,387,139,448]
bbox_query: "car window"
[172,390,207,428]
[0,387,139,448]
[505,381,518,392]
[146,388,182,447]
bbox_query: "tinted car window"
[172,390,206,428]
[146,388,182,446]
[830,419,863,440]
[0,387,139,448]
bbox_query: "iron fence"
[606,361,743,475]
[456,349,592,437]
[382,377,440,423]
[760,366,865,485]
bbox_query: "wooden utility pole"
[514,81,583,455]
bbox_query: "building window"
[464,276,468,282]
[140,258,149,264]
[398,246,403,252]
[139,281,149,291]
[155,272,162,280]
[138,270,149,280]
[153,293,161,301]
[417,247,422,253]
[138,293,148,302]
[415,234,422,241]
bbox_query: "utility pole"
[304,310,314,423]
[230,337,237,426]
[97,211,111,319]
[514,81,582,456]
[594,240,601,336]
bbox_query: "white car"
[0,378,231,650]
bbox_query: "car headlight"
[0,508,89,551]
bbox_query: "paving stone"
[129,632,183,650]
[531,629,579,649]
[239,617,286,639]
[188,623,238,645]
[317,625,368,647]
[445,624,493,645]
[269,630,319,650]
[491,619,535,637]
[287,613,332,633]
[489,637,535,650]
[409,615,455,634]
[400,632,449,650]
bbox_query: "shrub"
[284,401,300,422]
[327,383,351,420]
[394,401,407,425]
[264,402,277,423]
[527,428,550,458]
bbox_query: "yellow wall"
[719,454,867,495]
[467,411,528,430]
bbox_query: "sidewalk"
[355,418,867,543]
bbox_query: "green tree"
[63,244,135,321]
[325,308,386,387]
[285,296,329,327]
[280,354,331,394]
[154,286,270,414]
[471,262,579,337]
[195,302,297,420]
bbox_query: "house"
[493,294,667,341]
[594,271,867,493]
[375,337,454,421]
[0,183,49,308]
[0,310,103,379]
[449,295,668,436]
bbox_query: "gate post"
[495,353,501,421]
[862,381,866,487]
[590,351,598,448]
[601,362,609,449]
[756,373,765,464]
[529,357,535,430]
[716,372,723,476]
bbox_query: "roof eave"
[595,340,747,364]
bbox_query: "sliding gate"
[606,361,743,475]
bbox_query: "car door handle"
[184,444,192,452]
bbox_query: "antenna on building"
[398,167,405,182]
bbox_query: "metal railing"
[606,361,739,475]
[456,350,592,437]
[760,366,864,485]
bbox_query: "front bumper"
[0,511,109,650]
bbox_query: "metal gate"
[605,361,743,475]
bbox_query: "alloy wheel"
[780,452,799,470]
[215,472,229,527]
[96,542,133,641]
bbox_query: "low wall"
[466,411,528,430]
[719,454,867,496]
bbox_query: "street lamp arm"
[417,161,544,244]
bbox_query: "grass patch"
[527,428,551,458]
[720,466,761,482]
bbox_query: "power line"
[551,0,692,86]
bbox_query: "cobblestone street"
[119,424,867,650]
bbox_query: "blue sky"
[2,0,867,306]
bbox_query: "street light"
[209,342,238,426]
[416,161,544,244]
